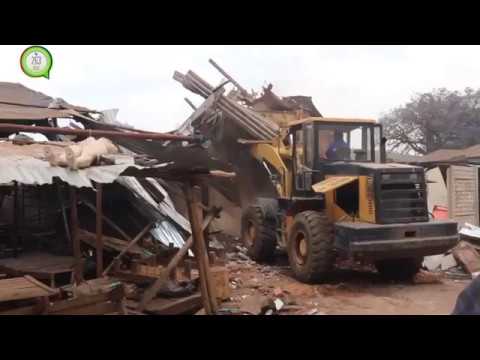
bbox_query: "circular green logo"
[20,46,53,79]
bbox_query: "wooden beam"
[184,183,218,314]
[103,222,154,276]
[165,209,220,277]
[77,229,148,256]
[137,207,220,311]
[81,199,133,242]
[95,183,103,277]
[70,187,83,283]
[143,293,202,315]
[0,123,196,142]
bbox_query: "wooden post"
[12,182,18,258]
[81,200,132,242]
[102,221,154,276]
[95,183,104,278]
[137,208,220,312]
[70,187,83,284]
[184,183,218,314]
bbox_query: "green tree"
[380,87,480,155]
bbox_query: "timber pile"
[0,276,125,315]
[106,204,232,315]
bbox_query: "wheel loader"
[240,117,459,283]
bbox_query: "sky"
[3,45,480,133]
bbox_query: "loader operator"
[326,132,350,160]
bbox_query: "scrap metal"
[173,70,279,140]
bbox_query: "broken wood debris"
[78,229,152,257]
[103,221,155,276]
[137,207,221,311]
[453,241,480,276]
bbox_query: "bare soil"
[223,254,468,315]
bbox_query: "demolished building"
[171,59,325,237]
[0,82,235,315]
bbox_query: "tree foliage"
[380,88,480,155]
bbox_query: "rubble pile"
[422,223,480,281]
[0,81,236,315]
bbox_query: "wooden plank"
[132,264,163,277]
[0,297,48,315]
[185,183,218,314]
[0,276,57,302]
[78,229,148,256]
[453,241,480,274]
[0,304,39,315]
[96,182,104,277]
[23,275,58,294]
[103,222,154,276]
[111,271,156,286]
[210,266,232,301]
[0,253,75,282]
[144,293,202,315]
[137,208,220,311]
[70,187,83,283]
[50,301,120,315]
[47,285,124,313]
[81,199,133,242]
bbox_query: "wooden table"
[0,252,75,287]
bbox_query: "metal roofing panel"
[116,176,188,248]
[0,82,93,112]
[0,103,79,121]
[0,155,142,188]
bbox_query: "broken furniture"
[0,275,58,315]
[0,277,125,315]
[0,252,75,288]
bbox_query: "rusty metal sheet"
[0,103,80,121]
[0,82,93,112]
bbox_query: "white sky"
[3,45,480,133]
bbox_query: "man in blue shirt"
[326,132,350,160]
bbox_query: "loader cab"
[290,117,386,195]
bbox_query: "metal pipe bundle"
[173,70,279,140]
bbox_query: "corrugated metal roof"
[0,151,190,248]
[0,82,93,112]
[0,155,141,188]
[0,104,81,121]
[416,144,480,163]
[116,176,188,249]
[387,152,422,163]
[116,176,190,233]
[0,82,95,122]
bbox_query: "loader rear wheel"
[375,257,423,281]
[287,211,335,283]
[241,205,277,262]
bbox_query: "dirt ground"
[221,252,469,315]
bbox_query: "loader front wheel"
[241,205,277,262]
[375,257,423,281]
[287,211,335,283]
